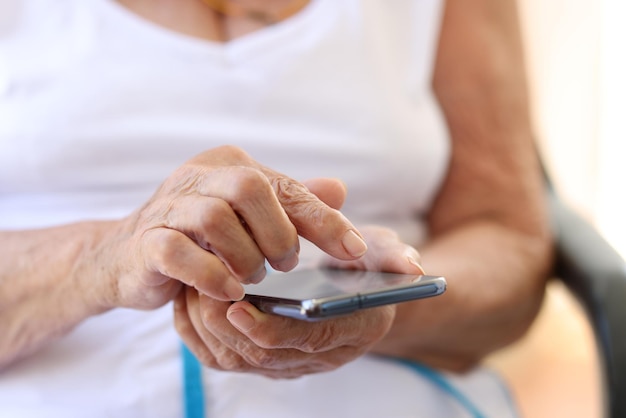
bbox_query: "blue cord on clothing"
[393,358,488,418]
[181,343,206,418]
[179,338,485,418]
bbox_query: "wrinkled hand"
[174,289,395,378]
[97,145,367,310]
[175,225,424,378]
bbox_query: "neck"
[200,0,310,24]
[115,0,310,42]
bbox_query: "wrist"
[71,220,126,314]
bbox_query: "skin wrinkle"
[271,176,327,225]
[181,285,394,376]
[143,161,296,284]
[237,342,346,373]
[184,291,228,368]
[197,166,300,265]
[175,291,219,369]
[89,237,123,309]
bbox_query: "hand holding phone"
[243,268,446,321]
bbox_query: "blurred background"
[486,2,622,417]
[520,0,625,257]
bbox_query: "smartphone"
[242,268,446,321]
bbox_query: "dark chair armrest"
[549,192,626,418]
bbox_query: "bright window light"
[597,0,626,257]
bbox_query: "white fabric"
[0,0,447,246]
[0,0,517,417]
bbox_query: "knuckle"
[252,331,283,350]
[298,326,336,353]
[272,176,315,207]
[199,308,218,330]
[272,179,340,233]
[238,261,267,284]
[218,145,251,161]
[236,337,280,368]
[229,167,271,201]
[216,352,249,372]
[198,198,233,232]
[246,348,279,369]
[194,348,221,370]
[148,229,186,267]
[193,145,252,167]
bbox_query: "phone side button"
[359,284,441,309]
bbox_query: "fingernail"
[342,230,368,257]
[224,278,245,301]
[227,308,256,332]
[407,255,425,274]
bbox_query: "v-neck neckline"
[93,0,329,63]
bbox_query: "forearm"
[372,0,554,371]
[373,219,552,371]
[0,222,116,368]
[0,148,369,369]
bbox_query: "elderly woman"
[0,0,551,416]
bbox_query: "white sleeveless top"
[0,1,517,417]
